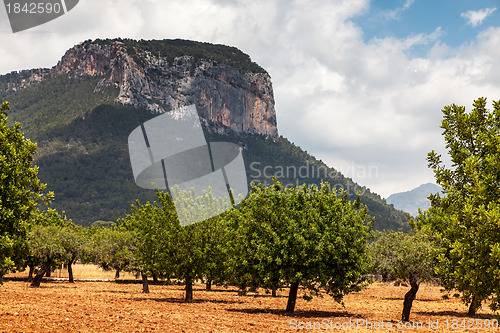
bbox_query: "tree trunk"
[141,272,149,293]
[238,283,247,296]
[114,269,120,279]
[46,265,51,277]
[185,275,193,302]
[272,287,277,297]
[286,282,300,313]
[206,280,212,291]
[152,273,158,283]
[67,259,75,283]
[30,262,50,288]
[401,273,420,322]
[468,295,481,316]
[27,265,34,282]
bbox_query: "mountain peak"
[3,38,277,137]
[387,183,442,216]
[53,38,278,136]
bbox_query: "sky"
[1,0,500,198]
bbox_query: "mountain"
[0,38,410,231]
[386,183,442,216]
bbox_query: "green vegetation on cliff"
[84,38,266,74]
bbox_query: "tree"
[119,196,177,294]
[121,190,220,301]
[87,225,135,281]
[0,101,52,282]
[196,215,229,290]
[367,230,439,321]
[28,224,65,287]
[59,223,86,283]
[120,188,232,300]
[28,209,81,285]
[418,97,500,315]
[25,209,62,281]
[225,179,372,313]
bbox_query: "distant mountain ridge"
[387,183,442,216]
[0,38,410,231]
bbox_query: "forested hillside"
[0,39,409,230]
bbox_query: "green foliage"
[1,75,118,139]
[0,101,52,282]
[367,230,438,282]
[27,209,87,282]
[85,38,266,74]
[196,215,229,287]
[58,223,86,263]
[28,225,66,264]
[207,131,410,232]
[225,178,373,312]
[417,97,500,314]
[86,224,135,274]
[119,189,230,299]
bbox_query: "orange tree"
[119,190,227,300]
[0,101,52,282]
[368,230,438,321]
[417,98,500,315]
[224,179,372,313]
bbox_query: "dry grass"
[0,265,498,332]
[6,264,138,280]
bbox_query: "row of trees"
[24,204,441,320]
[20,183,373,313]
[115,182,372,312]
[3,98,500,320]
[1,98,372,313]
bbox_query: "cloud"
[461,8,497,27]
[382,0,415,21]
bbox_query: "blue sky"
[1,0,500,197]
[356,0,499,54]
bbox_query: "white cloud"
[382,0,415,20]
[461,8,497,27]
[1,0,500,197]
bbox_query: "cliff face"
[52,40,278,136]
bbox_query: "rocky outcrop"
[0,68,50,92]
[52,40,278,136]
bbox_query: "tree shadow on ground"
[225,308,362,318]
[132,297,243,305]
[415,310,496,319]
[184,288,289,299]
[94,289,130,294]
[29,283,78,289]
[196,288,238,294]
[385,297,441,302]
[242,294,288,299]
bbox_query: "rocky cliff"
[50,39,277,136]
[1,39,277,136]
